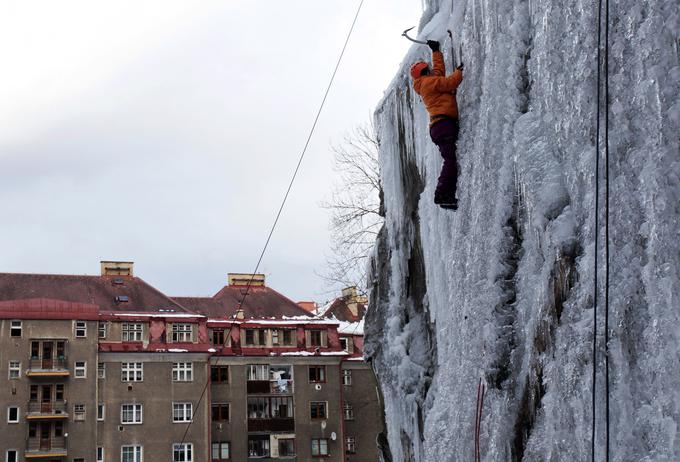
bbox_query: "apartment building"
[0,263,383,462]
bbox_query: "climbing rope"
[178,0,365,448]
[591,0,611,458]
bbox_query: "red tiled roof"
[322,297,366,322]
[0,273,191,313]
[174,285,312,319]
[0,298,99,320]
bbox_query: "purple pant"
[429,118,460,199]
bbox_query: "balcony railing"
[26,401,68,419]
[247,418,295,432]
[26,436,67,457]
[247,379,294,394]
[26,358,69,376]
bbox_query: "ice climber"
[411,39,464,210]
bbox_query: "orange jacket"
[413,51,463,124]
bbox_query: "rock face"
[364,1,680,461]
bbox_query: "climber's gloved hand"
[427,40,440,52]
[457,62,464,71]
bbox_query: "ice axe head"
[402,26,428,45]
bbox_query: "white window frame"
[339,337,349,351]
[343,403,355,420]
[75,320,87,338]
[98,362,106,379]
[10,320,21,337]
[172,362,193,382]
[211,442,230,460]
[342,369,352,386]
[121,445,143,462]
[346,436,356,454]
[121,362,143,382]
[311,438,329,456]
[246,364,269,381]
[97,403,105,421]
[171,323,193,343]
[121,403,143,424]
[8,361,20,379]
[98,321,107,339]
[172,402,193,423]
[172,443,193,462]
[97,447,104,462]
[74,403,86,421]
[74,361,87,378]
[7,406,20,423]
[122,322,144,342]
[6,450,18,462]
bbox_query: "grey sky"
[0,0,421,304]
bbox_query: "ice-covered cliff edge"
[364,1,680,460]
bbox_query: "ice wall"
[365,0,680,460]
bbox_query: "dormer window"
[116,295,130,303]
[172,324,193,343]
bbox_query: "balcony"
[26,401,69,420]
[25,437,67,458]
[26,358,70,377]
[247,379,294,394]
[248,418,295,432]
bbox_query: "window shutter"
[321,331,328,348]
[305,330,311,348]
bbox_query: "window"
[278,439,296,457]
[309,365,326,383]
[343,403,354,420]
[121,446,142,462]
[74,404,86,421]
[56,384,64,401]
[342,369,352,386]
[311,438,329,456]
[173,402,193,423]
[97,403,105,421]
[271,329,279,345]
[172,362,193,382]
[282,329,294,346]
[339,337,349,351]
[29,422,37,437]
[97,447,104,462]
[248,436,270,458]
[211,442,230,460]
[211,366,229,383]
[54,421,64,437]
[122,323,144,342]
[246,364,269,381]
[7,406,19,423]
[212,329,225,346]
[8,361,20,379]
[244,328,266,346]
[173,443,193,462]
[310,329,322,347]
[247,397,293,419]
[75,320,87,338]
[121,362,143,382]
[211,403,230,422]
[10,320,21,337]
[98,362,106,379]
[98,321,107,339]
[74,361,87,378]
[121,404,142,424]
[345,437,356,454]
[310,401,327,419]
[172,324,193,343]
[6,451,17,462]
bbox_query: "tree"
[320,121,383,294]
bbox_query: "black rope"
[178,0,365,448]
[592,0,611,458]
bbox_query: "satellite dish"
[321,420,327,429]
[331,432,337,441]
[315,384,322,391]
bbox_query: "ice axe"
[401,26,428,45]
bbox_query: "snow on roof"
[336,318,364,335]
[108,312,203,318]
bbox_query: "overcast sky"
[0,0,422,304]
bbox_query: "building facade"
[0,264,383,462]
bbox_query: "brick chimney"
[228,273,265,287]
[100,261,134,276]
[297,301,318,313]
[342,286,363,318]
